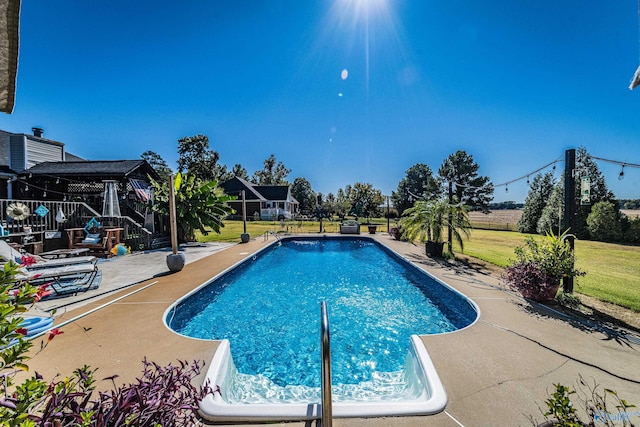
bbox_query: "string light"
[590,155,640,169]
[492,157,562,191]
[17,179,75,198]
[490,152,638,192]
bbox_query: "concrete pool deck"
[25,234,640,426]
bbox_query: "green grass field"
[199,220,640,312]
[197,218,393,242]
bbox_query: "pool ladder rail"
[263,230,282,243]
[320,301,333,427]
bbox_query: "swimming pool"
[165,236,479,421]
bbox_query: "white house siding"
[8,135,64,172]
[26,139,64,168]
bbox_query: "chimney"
[32,127,44,137]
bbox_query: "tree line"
[143,135,638,244]
[142,136,495,223]
[142,134,291,187]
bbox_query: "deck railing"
[0,199,161,251]
[0,199,99,235]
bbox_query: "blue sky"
[3,0,640,203]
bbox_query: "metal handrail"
[320,301,332,427]
[263,230,281,242]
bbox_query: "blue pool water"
[168,237,477,401]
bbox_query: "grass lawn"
[197,218,394,242]
[456,229,640,312]
[199,220,640,312]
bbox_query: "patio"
[24,234,640,426]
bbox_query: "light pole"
[240,190,250,243]
[166,174,185,272]
[386,195,390,232]
[317,194,323,233]
[563,149,576,293]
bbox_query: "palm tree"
[399,199,471,256]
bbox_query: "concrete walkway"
[24,234,640,426]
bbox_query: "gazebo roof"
[20,160,159,180]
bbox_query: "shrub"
[503,261,560,301]
[513,230,579,279]
[34,359,212,426]
[502,230,584,301]
[531,377,637,427]
[389,226,403,240]
[555,291,582,310]
[623,216,640,243]
[586,201,622,242]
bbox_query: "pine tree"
[438,150,494,210]
[535,147,615,238]
[537,183,564,235]
[573,147,616,238]
[392,163,440,216]
[518,172,556,234]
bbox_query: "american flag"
[129,178,153,203]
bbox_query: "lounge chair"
[0,240,101,297]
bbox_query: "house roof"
[0,165,17,176]
[220,177,298,204]
[254,185,291,201]
[220,176,266,201]
[64,152,86,162]
[20,160,159,180]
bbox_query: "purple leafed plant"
[502,261,561,302]
[35,359,213,426]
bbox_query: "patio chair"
[0,240,101,297]
[0,240,98,269]
[15,264,100,296]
